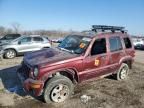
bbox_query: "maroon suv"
[17,25,135,103]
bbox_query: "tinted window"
[20,37,31,44]
[124,37,132,48]
[109,37,122,52]
[33,37,43,42]
[91,38,106,55]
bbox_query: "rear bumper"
[17,71,44,96]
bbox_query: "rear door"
[31,37,44,51]
[108,36,125,72]
[81,37,110,81]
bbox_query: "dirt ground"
[0,50,144,108]
[134,50,144,64]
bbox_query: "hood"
[0,40,13,46]
[0,39,13,45]
[24,48,78,66]
[0,39,11,44]
[0,42,10,46]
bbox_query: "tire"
[43,75,74,103]
[42,47,49,49]
[116,63,129,80]
[4,49,16,59]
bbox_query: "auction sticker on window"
[79,43,86,48]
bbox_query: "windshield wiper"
[58,47,74,54]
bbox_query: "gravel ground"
[0,50,144,108]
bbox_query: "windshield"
[58,35,92,54]
[1,34,20,40]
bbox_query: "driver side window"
[19,37,31,44]
[91,38,107,56]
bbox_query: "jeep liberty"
[17,25,135,103]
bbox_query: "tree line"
[0,23,79,37]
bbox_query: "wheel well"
[43,70,78,90]
[123,60,132,69]
[59,71,78,83]
[43,47,50,49]
[4,48,17,55]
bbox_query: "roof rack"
[92,25,126,33]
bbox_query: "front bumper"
[134,44,144,50]
[17,70,44,96]
[0,50,3,60]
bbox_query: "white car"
[132,38,144,49]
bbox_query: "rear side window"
[33,37,43,42]
[91,38,106,55]
[109,37,122,52]
[124,37,132,49]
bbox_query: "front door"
[80,38,110,81]
[17,37,34,53]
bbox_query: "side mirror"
[18,41,21,45]
[57,38,63,43]
[57,40,62,43]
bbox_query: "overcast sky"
[0,0,144,35]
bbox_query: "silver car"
[0,35,51,59]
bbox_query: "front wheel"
[43,75,74,103]
[116,63,129,80]
[4,49,16,59]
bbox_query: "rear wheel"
[116,63,129,80]
[43,75,74,103]
[4,49,16,59]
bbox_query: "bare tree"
[11,22,21,33]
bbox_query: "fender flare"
[41,67,79,85]
[119,56,133,68]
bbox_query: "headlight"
[33,67,39,77]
